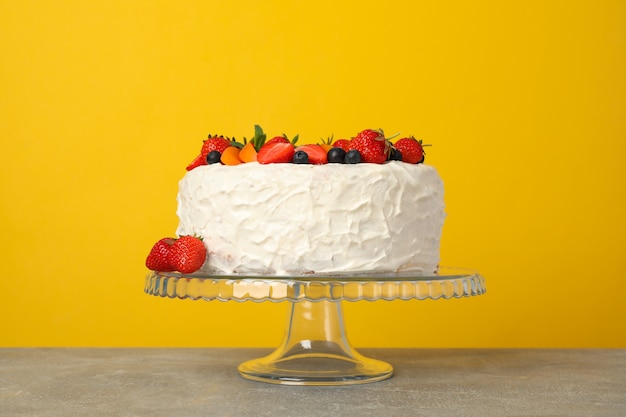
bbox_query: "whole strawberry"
[167,236,207,274]
[145,237,176,271]
[394,136,426,164]
[332,139,351,151]
[186,135,232,171]
[349,129,391,164]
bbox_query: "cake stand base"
[146,268,486,385]
[238,300,393,386]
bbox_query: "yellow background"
[1,0,625,348]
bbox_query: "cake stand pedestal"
[144,268,486,386]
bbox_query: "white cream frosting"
[176,161,445,276]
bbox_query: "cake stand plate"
[144,267,486,386]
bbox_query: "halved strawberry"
[257,142,296,164]
[266,133,299,146]
[295,144,328,164]
[266,136,290,145]
[185,154,207,171]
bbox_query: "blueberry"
[327,147,346,163]
[389,148,402,161]
[206,150,222,164]
[345,149,361,164]
[293,150,309,164]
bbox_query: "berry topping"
[206,150,221,164]
[345,149,362,164]
[257,142,296,164]
[394,136,427,164]
[145,238,176,271]
[183,126,431,168]
[293,150,309,164]
[349,129,392,164]
[295,144,328,164]
[166,236,207,274]
[327,147,347,163]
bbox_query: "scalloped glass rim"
[144,266,486,302]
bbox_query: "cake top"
[185,125,429,170]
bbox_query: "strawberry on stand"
[167,235,207,274]
[146,235,207,274]
[145,237,176,271]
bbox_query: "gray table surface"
[1,348,624,416]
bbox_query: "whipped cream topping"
[176,162,445,276]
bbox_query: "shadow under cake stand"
[144,267,486,386]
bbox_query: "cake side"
[176,162,445,275]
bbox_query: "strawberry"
[145,238,176,271]
[332,139,351,151]
[393,137,426,164]
[257,142,296,164]
[295,144,328,164]
[266,133,299,146]
[186,154,207,171]
[349,129,391,164]
[266,136,290,145]
[167,236,207,274]
[186,135,231,171]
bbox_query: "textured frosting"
[176,162,445,276]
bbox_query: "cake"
[176,162,444,275]
[146,127,446,276]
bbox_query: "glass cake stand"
[144,267,486,386]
